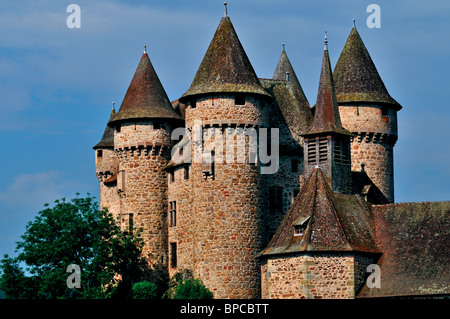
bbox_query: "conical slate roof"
[110,51,182,124]
[260,168,379,256]
[306,40,352,136]
[180,16,270,101]
[333,27,401,110]
[272,46,308,104]
[93,108,116,149]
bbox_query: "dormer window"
[293,216,310,237]
[293,225,305,236]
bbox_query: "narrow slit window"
[170,243,177,268]
[169,201,177,227]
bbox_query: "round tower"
[108,48,183,281]
[178,12,271,298]
[93,105,120,219]
[333,25,402,203]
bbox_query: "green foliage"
[131,281,157,299]
[173,278,214,299]
[164,269,213,299]
[0,194,146,299]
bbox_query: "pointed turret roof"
[180,16,270,101]
[260,168,380,256]
[110,50,182,125]
[333,26,401,110]
[306,35,352,136]
[93,107,116,149]
[272,44,308,102]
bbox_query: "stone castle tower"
[94,7,405,299]
[333,25,402,203]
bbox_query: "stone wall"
[167,164,194,278]
[261,253,356,299]
[261,252,378,299]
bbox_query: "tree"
[0,194,147,299]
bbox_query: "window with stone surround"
[169,201,177,227]
[269,187,283,214]
[170,242,177,268]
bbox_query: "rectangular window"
[116,124,121,133]
[381,106,388,117]
[333,138,350,165]
[153,122,161,130]
[269,187,283,214]
[97,150,103,158]
[291,159,299,173]
[170,243,177,268]
[318,137,328,163]
[235,94,245,106]
[169,201,177,227]
[169,170,174,183]
[307,138,317,164]
[184,166,189,180]
[118,170,125,192]
[191,99,196,109]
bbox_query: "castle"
[93,7,449,299]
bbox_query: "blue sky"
[0,0,449,258]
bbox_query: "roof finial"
[224,2,228,17]
[144,45,147,54]
[112,101,115,111]
[324,31,328,50]
[353,19,356,28]
[282,43,285,52]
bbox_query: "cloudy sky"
[0,0,449,258]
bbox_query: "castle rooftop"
[180,15,270,102]
[260,167,380,256]
[333,25,402,110]
[93,106,116,149]
[305,34,352,136]
[110,49,182,125]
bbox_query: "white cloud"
[0,171,84,215]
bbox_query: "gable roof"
[93,108,116,149]
[333,27,402,110]
[305,42,352,136]
[358,201,450,298]
[260,168,379,257]
[180,16,270,101]
[110,51,182,125]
